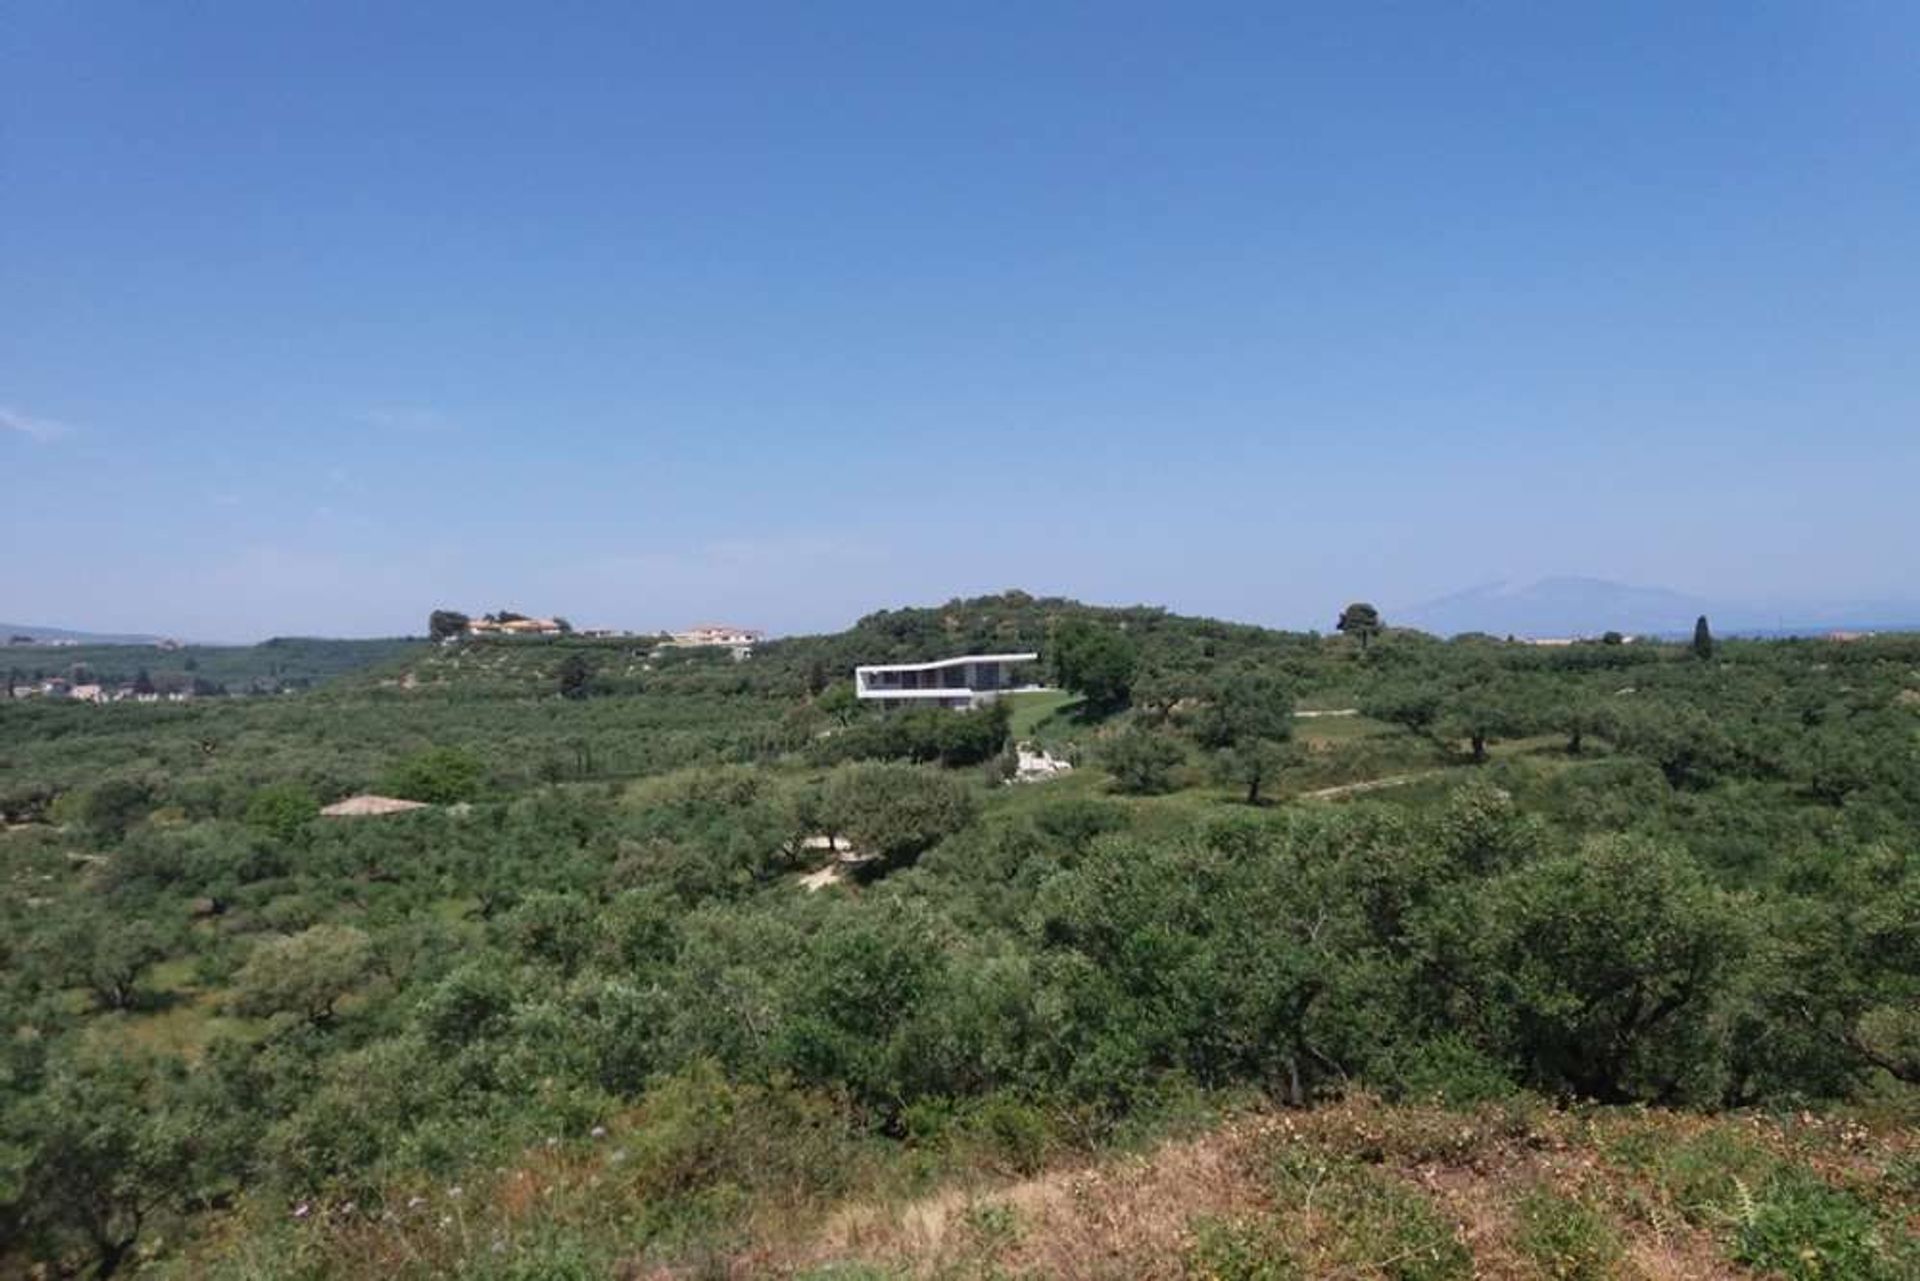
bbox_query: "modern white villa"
[854,652,1043,710]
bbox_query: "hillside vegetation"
[4,636,422,695]
[0,593,1914,1278]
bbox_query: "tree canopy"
[1049,618,1139,708]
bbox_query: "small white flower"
[448,1186,463,1199]
[292,1202,311,1220]
[589,1125,608,1139]
[407,1195,427,1210]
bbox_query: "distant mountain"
[1397,577,1714,639]
[1394,578,1920,640]
[0,621,167,645]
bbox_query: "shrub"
[1266,1152,1470,1281]
[1185,1216,1299,1280]
[385,746,486,804]
[1101,725,1184,795]
[501,891,595,974]
[73,777,151,843]
[955,1092,1051,1175]
[1032,796,1130,851]
[1731,1167,1905,1281]
[418,964,518,1050]
[1381,1035,1517,1107]
[244,782,319,841]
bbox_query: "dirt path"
[1297,769,1447,800]
[1293,707,1359,718]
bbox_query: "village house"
[467,616,565,638]
[662,624,763,659]
[671,624,763,647]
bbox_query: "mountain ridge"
[0,621,166,645]
[1394,576,1920,639]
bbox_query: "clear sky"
[5,3,1918,640]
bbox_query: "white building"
[673,624,763,648]
[661,624,762,660]
[854,652,1042,710]
[467,616,564,637]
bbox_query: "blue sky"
[5,3,1918,639]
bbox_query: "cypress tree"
[1692,615,1714,660]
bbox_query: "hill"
[1398,577,1712,639]
[0,620,166,645]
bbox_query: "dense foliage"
[0,593,1913,1276]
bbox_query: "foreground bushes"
[4,660,1918,1275]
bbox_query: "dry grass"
[797,1124,1268,1279]
[175,1094,1916,1280]
[761,1097,1915,1281]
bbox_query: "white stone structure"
[853,652,1042,710]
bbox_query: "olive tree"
[824,763,976,869]
[4,1049,227,1278]
[1195,670,1295,804]
[231,924,376,1025]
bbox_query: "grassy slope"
[182,1093,1917,1279]
[1005,689,1082,740]
[785,1097,1917,1280]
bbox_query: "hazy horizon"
[7,5,1918,641]
[11,572,1920,647]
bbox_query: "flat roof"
[855,652,1039,674]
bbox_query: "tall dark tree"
[131,668,155,697]
[557,651,594,700]
[428,609,471,641]
[1692,615,1714,660]
[1336,602,1384,652]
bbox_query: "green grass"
[1003,689,1084,740]
[1514,1188,1625,1280]
[95,990,251,1060]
